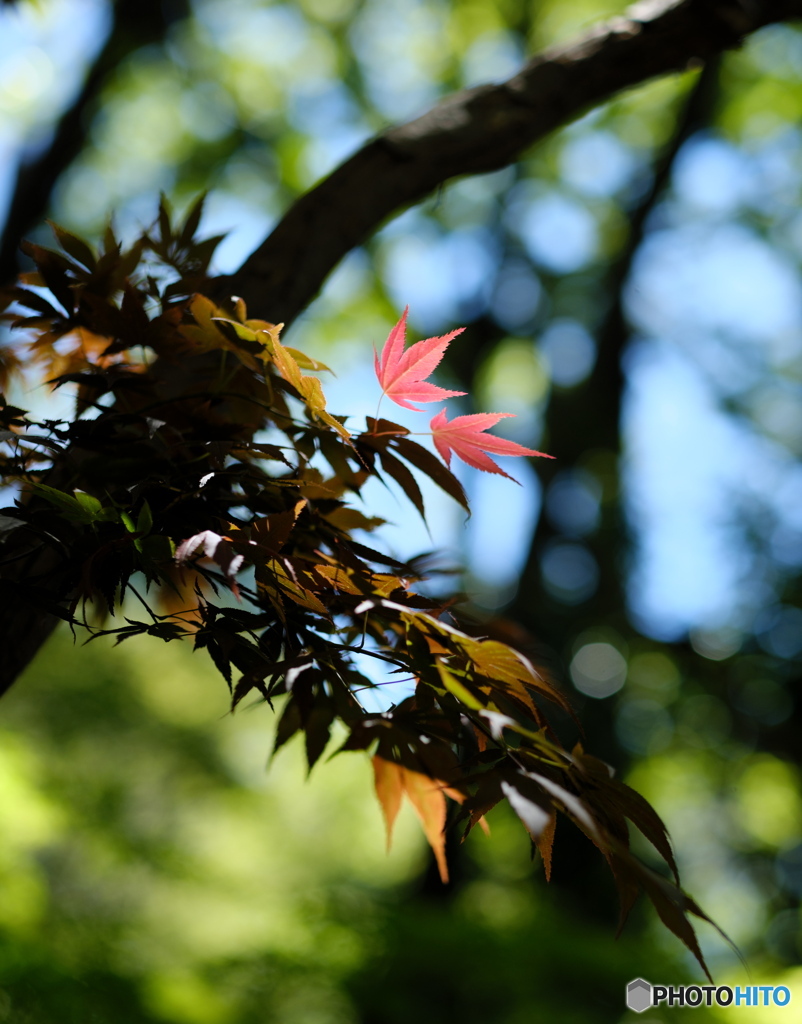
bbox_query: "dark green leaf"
[178,193,207,249]
[136,501,153,536]
[305,692,337,770]
[500,778,552,839]
[48,222,97,271]
[378,450,425,520]
[273,696,303,756]
[157,194,172,247]
[11,288,64,319]
[30,483,101,525]
[392,436,469,513]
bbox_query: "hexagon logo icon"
[626,978,652,1013]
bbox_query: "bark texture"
[217,0,802,325]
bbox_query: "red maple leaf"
[430,409,554,482]
[374,307,467,411]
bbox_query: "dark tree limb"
[217,0,802,325]
[2,0,800,693]
[0,0,189,287]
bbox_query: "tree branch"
[1,0,800,692]
[218,0,802,325]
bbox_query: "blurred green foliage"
[0,631,798,1022]
[0,634,748,1021]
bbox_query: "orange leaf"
[371,758,452,881]
[401,768,450,883]
[537,813,556,880]
[372,756,404,852]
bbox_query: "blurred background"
[1,0,802,1020]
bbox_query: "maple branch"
[0,0,798,694]
[217,0,802,325]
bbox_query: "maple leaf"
[175,530,244,593]
[374,307,467,411]
[430,409,554,482]
[372,756,466,883]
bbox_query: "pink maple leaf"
[374,307,467,411]
[430,409,554,482]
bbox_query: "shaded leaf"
[436,661,483,710]
[526,771,598,835]
[392,435,469,513]
[305,692,336,770]
[273,696,303,756]
[251,500,306,554]
[378,450,425,520]
[634,863,714,983]
[30,483,107,525]
[48,222,96,271]
[500,779,552,840]
[175,530,244,590]
[178,193,206,249]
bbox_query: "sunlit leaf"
[431,409,553,483]
[372,755,404,851]
[374,307,466,411]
